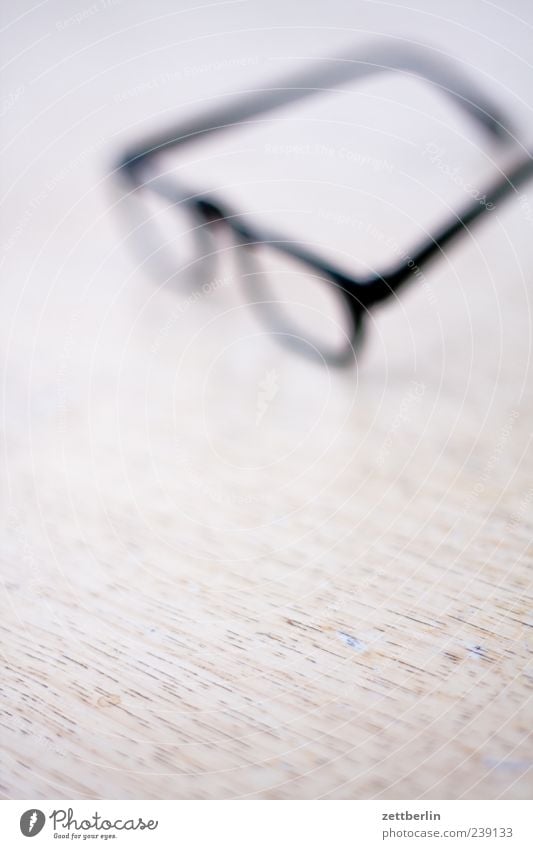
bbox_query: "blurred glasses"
[115,41,533,366]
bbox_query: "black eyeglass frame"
[115,41,533,365]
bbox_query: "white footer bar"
[1,799,531,848]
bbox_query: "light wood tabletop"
[1,0,532,799]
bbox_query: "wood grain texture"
[1,0,532,800]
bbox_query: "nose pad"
[185,211,220,290]
[347,300,366,356]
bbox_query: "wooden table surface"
[1,0,532,799]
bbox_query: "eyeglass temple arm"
[356,151,533,307]
[118,41,511,174]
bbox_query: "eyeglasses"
[115,41,533,366]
